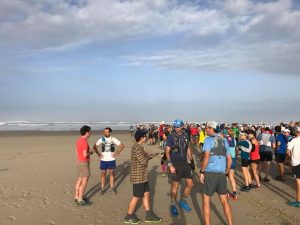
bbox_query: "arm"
[113,143,124,156]
[93,144,101,158]
[165,146,176,173]
[199,151,210,183]
[226,154,232,174]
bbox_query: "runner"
[160,131,169,177]
[275,125,287,181]
[123,129,162,223]
[248,130,261,188]
[165,119,194,217]
[93,127,124,195]
[199,121,233,225]
[286,126,300,208]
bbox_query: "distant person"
[123,129,162,224]
[199,121,233,225]
[287,126,300,208]
[165,119,194,217]
[93,127,124,195]
[248,130,261,189]
[258,127,276,182]
[275,125,287,181]
[129,125,134,136]
[74,125,93,206]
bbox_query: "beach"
[0,131,299,225]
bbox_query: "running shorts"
[133,181,150,197]
[202,172,227,196]
[241,159,251,167]
[259,151,273,162]
[169,161,192,182]
[100,160,116,170]
[275,153,285,163]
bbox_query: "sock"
[171,201,176,206]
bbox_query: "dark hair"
[104,127,112,133]
[248,130,255,135]
[135,134,146,142]
[275,125,281,133]
[265,127,270,131]
[80,125,91,136]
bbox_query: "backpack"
[210,136,227,157]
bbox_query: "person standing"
[274,125,287,181]
[124,129,162,224]
[165,119,194,217]
[74,125,93,206]
[286,126,300,207]
[93,127,124,194]
[199,121,233,225]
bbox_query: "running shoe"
[288,201,300,208]
[145,212,162,223]
[77,199,90,206]
[123,215,141,224]
[111,188,117,195]
[240,186,251,192]
[179,199,192,212]
[99,187,104,195]
[263,177,270,182]
[228,193,238,200]
[170,204,179,217]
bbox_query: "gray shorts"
[169,161,192,182]
[202,172,227,196]
[77,161,91,177]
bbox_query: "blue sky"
[0,0,300,124]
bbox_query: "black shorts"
[275,153,285,163]
[169,161,192,182]
[250,159,260,164]
[241,159,251,167]
[293,164,300,179]
[259,151,273,162]
[160,136,163,141]
[202,172,227,196]
[133,181,150,198]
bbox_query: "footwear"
[275,176,285,182]
[111,188,117,195]
[263,177,270,182]
[145,212,162,223]
[288,201,300,207]
[240,186,251,192]
[77,199,90,206]
[99,187,104,195]
[123,215,141,224]
[229,193,238,201]
[170,204,179,217]
[161,173,167,177]
[179,199,192,212]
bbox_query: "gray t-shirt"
[258,133,275,152]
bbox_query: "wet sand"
[0,131,299,225]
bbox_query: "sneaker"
[240,186,251,192]
[77,199,90,206]
[288,201,300,207]
[161,173,167,177]
[263,177,270,182]
[99,187,104,195]
[229,193,238,201]
[145,212,162,223]
[111,188,117,195]
[170,204,179,217]
[275,176,285,182]
[179,199,192,212]
[124,215,141,224]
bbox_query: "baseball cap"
[206,121,218,129]
[283,128,291,133]
[134,129,148,139]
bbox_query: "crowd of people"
[74,120,300,225]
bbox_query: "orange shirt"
[76,137,90,162]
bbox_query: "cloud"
[0,0,299,75]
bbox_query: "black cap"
[134,129,148,139]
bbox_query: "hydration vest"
[101,137,115,152]
[210,136,227,157]
[170,131,189,153]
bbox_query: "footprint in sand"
[45,220,56,225]
[7,216,16,221]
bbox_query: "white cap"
[207,121,218,129]
[283,128,290,133]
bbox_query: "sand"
[0,131,299,225]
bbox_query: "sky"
[0,0,300,124]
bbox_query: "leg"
[296,178,300,202]
[75,177,82,199]
[170,181,179,202]
[101,170,107,188]
[246,167,252,185]
[265,161,271,179]
[241,167,249,186]
[127,196,140,214]
[109,169,115,189]
[219,194,233,225]
[278,163,285,177]
[183,178,194,197]
[202,194,211,225]
[78,176,89,200]
[229,170,237,192]
[251,163,260,186]
[142,191,151,211]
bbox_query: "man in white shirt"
[287,126,300,207]
[93,127,124,194]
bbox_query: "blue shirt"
[276,133,287,154]
[203,135,230,173]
